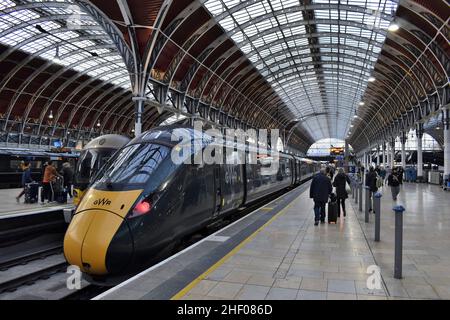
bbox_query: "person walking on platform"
[16,161,32,203]
[397,166,404,185]
[379,166,386,185]
[42,160,61,203]
[388,167,401,201]
[365,167,378,212]
[310,167,333,226]
[384,166,392,186]
[61,162,74,198]
[333,168,351,218]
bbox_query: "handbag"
[345,181,351,194]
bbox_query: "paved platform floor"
[94,182,450,300]
[176,182,450,300]
[0,188,73,217]
[359,182,450,300]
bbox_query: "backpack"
[376,176,383,188]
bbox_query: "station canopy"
[204,0,398,141]
[0,0,448,153]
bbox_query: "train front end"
[73,135,130,205]
[64,130,178,276]
[64,188,143,275]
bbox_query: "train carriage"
[64,125,319,277]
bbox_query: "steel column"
[416,123,424,182]
[442,109,450,186]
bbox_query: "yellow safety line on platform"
[170,195,299,300]
[260,207,273,211]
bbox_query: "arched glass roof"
[394,132,442,152]
[203,0,399,141]
[0,0,131,89]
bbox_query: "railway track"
[0,259,67,294]
[0,245,63,271]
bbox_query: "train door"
[213,165,222,217]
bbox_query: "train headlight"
[128,199,152,219]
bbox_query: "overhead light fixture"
[359,102,365,106]
[48,110,54,119]
[97,121,101,127]
[368,76,376,82]
[353,115,359,119]
[436,126,441,130]
[388,23,400,32]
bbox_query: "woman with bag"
[332,168,352,218]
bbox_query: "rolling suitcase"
[52,177,67,204]
[24,182,39,204]
[328,200,338,224]
[56,190,68,204]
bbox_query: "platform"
[0,188,73,218]
[93,181,450,301]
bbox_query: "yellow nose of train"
[63,188,142,275]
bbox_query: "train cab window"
[76,148,117,185]
[93,143,174,191]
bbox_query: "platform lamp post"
[416,123,424,182]
[442,108,450,188]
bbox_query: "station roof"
[0,0,448,153]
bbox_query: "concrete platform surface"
[0,188,73,218]
[94,182,450,300]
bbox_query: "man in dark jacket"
[61,162,74,198]
[310,168,333,226]
[388,168,401,201]
[365,167,378,212]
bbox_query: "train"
[0,148,78,189]
[73,135,130,205]
[64,125,320,277]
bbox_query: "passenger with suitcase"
[53,176,68,204]
[332,168,352,218]
[16,161,33,203]
[310,167,333,226]
[42,160,62,203]
[61,162,74,198]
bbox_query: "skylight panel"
[233,9,250,25]
[0,0,15,10]
[202,0,398,140]
[246,2,267,20]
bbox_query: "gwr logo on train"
[93,198,112,206]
